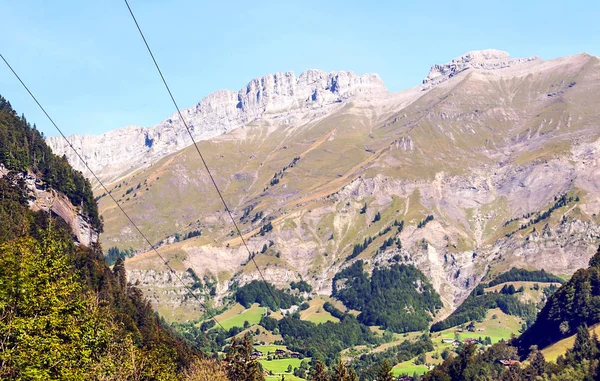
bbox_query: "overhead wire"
[123,0,282,310]
[0,52,226,331]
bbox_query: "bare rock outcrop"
[423,49,539,87]
[46,70,386,183]
[0,164,98,246]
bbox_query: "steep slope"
[515,245,600,353]
[421,245,600,380]
[0,97,202,379]
[52,50,600,322]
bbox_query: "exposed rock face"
[46,70,386,183]
[423,49,539,87]
[0,164,98,246]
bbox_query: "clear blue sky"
[1,0,598,137]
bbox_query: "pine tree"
[333,360,351,381]
[225,334,265,381]
[569,324,598,363]
[375,360,394,381]
[590,246,600,268]
[310,360,329,381]
[525,346,546,379]
[373,211,381,222]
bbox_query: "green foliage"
[500,284,517,295]
[431,285,537,332]
[290,280,312,293]
[225,334,265,381]
[375,359,394,381]
[349,333,433,379]
[373,211,381,222]
[515,245,600,355]
[104,246,135,265]
[360,203,367,214]
[309,360,329,381]
[322,302,346,320]
[259,221,273,236]
[348,236,373,260]
[0,109,199,379]
[422,343,516,381]
[417,215,434,228]
[277,315,379,364]
[235,280,301,310]
[0,223,197,380]
[0,97,102,231]
[332,261,443,332]
[485,267,564,287]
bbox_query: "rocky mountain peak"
[46,70,386,182]
[423,49,539,87]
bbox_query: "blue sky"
[1,0,598,137]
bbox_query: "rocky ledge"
[423,49,539,88]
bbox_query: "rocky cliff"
[46,70,385,183]
[0,164,98,246]
[422,49,538,87]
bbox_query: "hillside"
[0,98,212,379]
[422,245,600,380]
[48,50,600,323]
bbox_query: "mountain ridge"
[47,50,600,323]
[46,49,550,185]
[46,69,386,184]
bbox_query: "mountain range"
[47,49,600,322]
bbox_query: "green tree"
[310,360,328,381]
[568,324,598,363]
[375,360,394,381]
[524,346,546,379]
[0,228,96,379]
[225,334,265,381]
[333,360,350,381]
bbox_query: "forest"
[430,285,537,332]
[515,247,600,354]
[273,314,380,364]
[0,97,102,231]
[332,261,443,332]
[0,98,234,380]
[485,267,564,287]
[235,279,302,310]
[0,169,200,379]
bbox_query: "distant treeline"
[104,246,135,266]
[290,280,312,293]
[485,267,564,287]
[235,280,301,310]
[350,333,434,379]
[261,314,379,365]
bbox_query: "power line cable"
[123,0,282,310]
[0,52,226,331]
